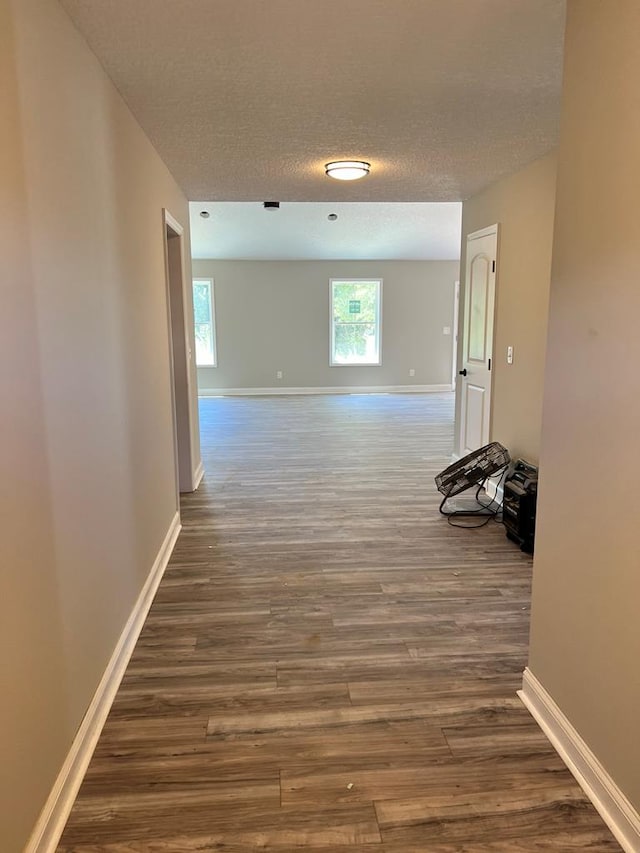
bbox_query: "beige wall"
[0,0,198,849]
[455,152,557,463]
[529,0,640,812]
[193,260,459,391]
[0,3,68,848]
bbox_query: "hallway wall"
[455,152,557,464]
[529,0,640,815]
[1,0,197,848]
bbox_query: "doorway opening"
[188,201,463,399]
[451,279,460,391]
[163,209,199,497]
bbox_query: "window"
[330,279,382,365]
[192,278,216,366]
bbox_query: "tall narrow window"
[192,278,216,366]
[330,279,382,365]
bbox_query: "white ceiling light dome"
[325,160,371,181]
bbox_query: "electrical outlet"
[276,370,283,380]
[409,368,416,377]
[507,346,514,365]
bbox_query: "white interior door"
[458,225,498,456]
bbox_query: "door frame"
[451,279,460,391]
[456,223,499,456]
[162,208,198,498]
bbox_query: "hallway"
[58,393,619,850]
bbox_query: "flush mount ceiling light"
[325,160,370,181]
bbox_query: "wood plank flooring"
[57,393,620,851]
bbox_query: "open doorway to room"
[163,208,199,496]
[451,280,460,391]
[187,201,462,401]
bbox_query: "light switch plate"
[443,326,451,335]
[507,346,514,365]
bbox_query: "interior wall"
[193,260,459,391]
[454,152,557,464]
[529,0,640,813]
[1,0,198,849]
[0,3,68,848]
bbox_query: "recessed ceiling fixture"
[199,210,210,218]
[328,213,338,221]
[325,160,370,181]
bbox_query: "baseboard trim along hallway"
[198,384,453,397]
[25,512,182,853]
[519,667,640,853]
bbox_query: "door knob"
[458,368,467,377]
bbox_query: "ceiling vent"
[263,201,280,211]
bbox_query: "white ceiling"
[190,202,462,260]
[59,0,565,203]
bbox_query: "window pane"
[193,281,212,325]
[331,280,380,365]
[195,322,214,365]
[333,281,378,324]
[334,322,378,363]
[192,279,216,366]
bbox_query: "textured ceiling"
[190,202,462,260]
[59,0,566,202]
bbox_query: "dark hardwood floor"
[57,393,620,851]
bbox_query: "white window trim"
[329,278,383,367]
[193,277,217,367]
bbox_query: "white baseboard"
[485,474,505,506]
[519,667,640,852]
[193,459,205,490]
[199,384,453,397]
[25,512,182,853]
